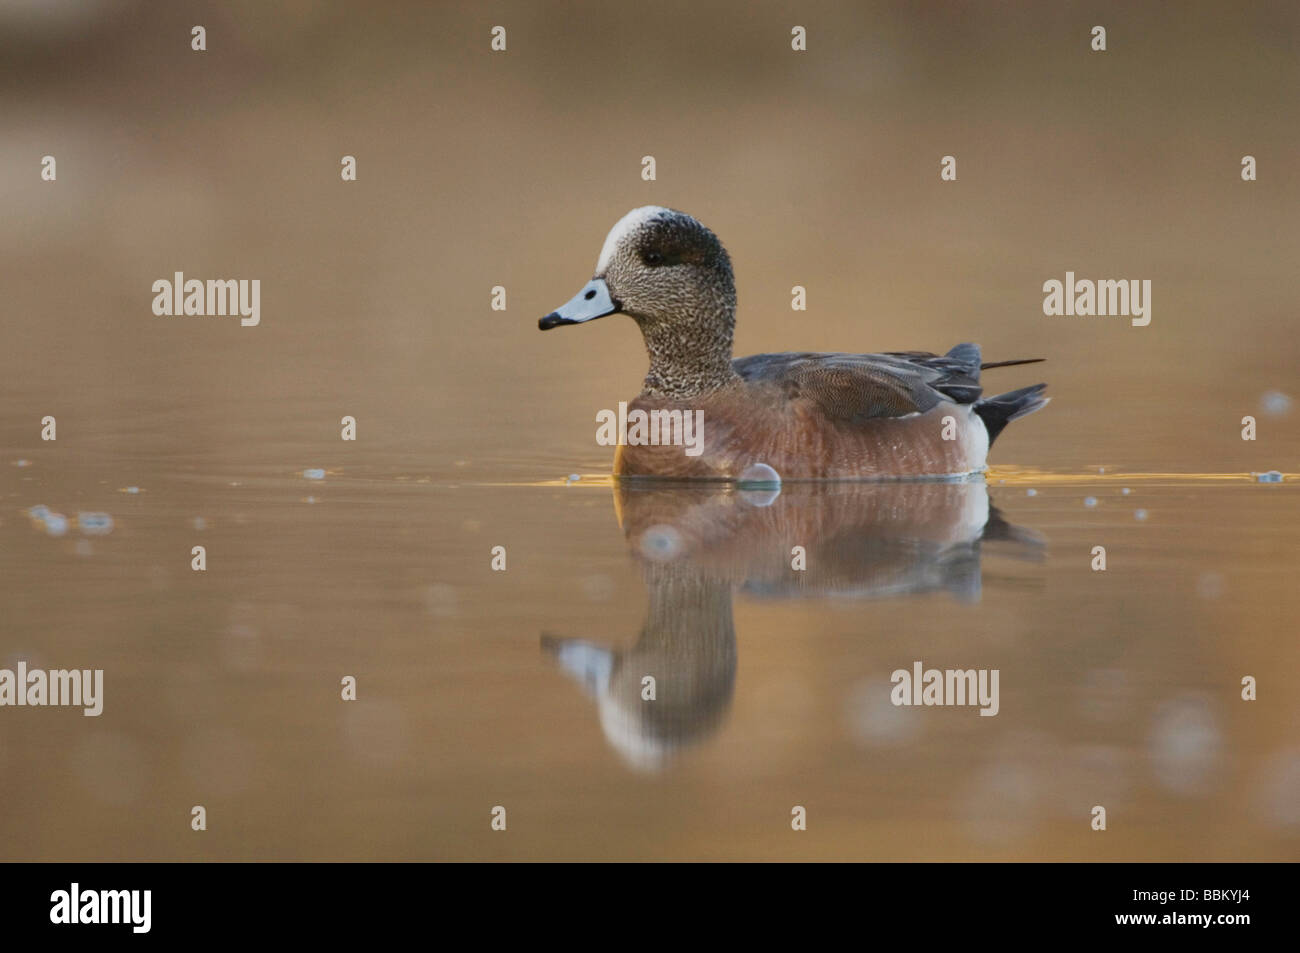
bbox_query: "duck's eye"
[642,250,664,266]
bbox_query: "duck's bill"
[539,278,619,330]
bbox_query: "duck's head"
[540,207,740,397]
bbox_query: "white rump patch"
[595,206,671,275]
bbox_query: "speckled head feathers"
[543,207,741,400]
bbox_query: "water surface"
[3,458,1296,860]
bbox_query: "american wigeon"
[540,206,1048,479]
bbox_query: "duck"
[539,206,1047,480]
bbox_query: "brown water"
[3,463,1297,860]
[2,1,1298,861]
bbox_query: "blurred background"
[0,1,1297,860]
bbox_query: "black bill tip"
[538,312,567,331]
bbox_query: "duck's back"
[614,344,1047,480]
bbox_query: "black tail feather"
[979,357,1045,371]
[975,383,1049,445]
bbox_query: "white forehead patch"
[594,206,671,275]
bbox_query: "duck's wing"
[734,343,991,423]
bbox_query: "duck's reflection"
[544,481,1042,772]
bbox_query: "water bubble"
[1134,509,1148,521]
[1256,470,1283,483]
[13,459,30,468]
[191,516,207,531]
[1026,488,1037,497]
[639,524,683,562]
[1084,496,1097,508]
[1260,390,1293,416]
[77,512,114,535]
[124,486,141,494]
[27,504,50,521]
[43,513,69,536]
[739,463,781,487]
[303,468,326,480]
[565,473,581,485]
[738,463,782,506]
[1121,487,1131,495]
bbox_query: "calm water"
[2,0,1298,861]
[2,455,1297,861]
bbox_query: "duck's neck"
[638,309,741,402]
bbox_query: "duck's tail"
[974,383,1050,445]
[941,344,1049,445]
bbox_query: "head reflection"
[544,481,1041,772]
